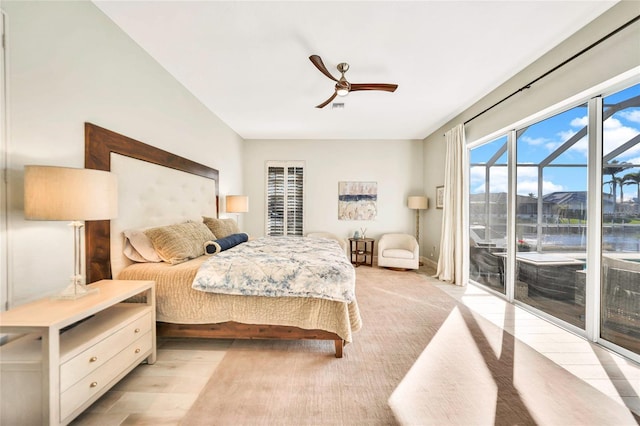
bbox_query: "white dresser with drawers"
[0,280,156,425]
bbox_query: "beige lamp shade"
[24,165,118,221]
[226,195,249,213]
[407,196,428,210]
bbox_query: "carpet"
[180,266,638,426]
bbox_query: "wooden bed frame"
[84,123,345,357]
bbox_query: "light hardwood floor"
[72,265,640,425]
[72,338,233,425]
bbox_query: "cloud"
[604,117,640,160]
[470,165,508,194]
[605,116,623,130]
[540,116,639,160]
[556,135,588,158]
[571,116,588,127]
[544,141,562,152]
[558,129,577,141]
[470,164,564,196]
[517,176,564,196]
[517,167,543,195]
[521,136,548,146]
[619,109,640,124]
[569,137,588,155]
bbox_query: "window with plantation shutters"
[266,161,304,236]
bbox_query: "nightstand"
[348,237,375,267]
[0,280,156,426]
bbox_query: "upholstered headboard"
[85,123,219,283]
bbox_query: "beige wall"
[242,139,424,245]
[422,1,640,263]
[1,1,244,306]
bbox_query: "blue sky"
[470,83,640,200]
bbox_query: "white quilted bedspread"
[192,236,356,302]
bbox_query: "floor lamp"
[408,196,428,265]
[24,165,118,299]
[226,195,249,224]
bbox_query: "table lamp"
[24,165,118,299]
[226,195,249,223]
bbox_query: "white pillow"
[123,228,163,263]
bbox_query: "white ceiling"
[93,1,617,140]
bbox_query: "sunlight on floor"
[389,307,500,425]
[434,281,640,416]
[390,278,639,424]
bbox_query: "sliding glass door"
[514,104,588,329]
[466,80,640,360]
[469,136,508,293]
[600,84,640,355]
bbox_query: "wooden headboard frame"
[84,123,220,283]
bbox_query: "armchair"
[377,233,419,270]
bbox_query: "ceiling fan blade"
[350,83,398,93]
[315,91,338,109]
[309,55,339,82]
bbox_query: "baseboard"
[375,255,436,269]
[422,257,437,269]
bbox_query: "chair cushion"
[383,249,415,259]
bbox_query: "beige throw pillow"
[144,221,216,265]
[202,216,240,239]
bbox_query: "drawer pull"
[89,356,98,363]
[134,328,141,333]
[90,381,98,388]
[135,348,141,354]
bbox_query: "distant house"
[471,190,619,221]
[542,192,588,219]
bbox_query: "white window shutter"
[266,162,304,236]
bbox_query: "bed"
[84,123,361,357]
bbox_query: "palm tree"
[615,176,626,203]
[604,160,633,210]
[623,171,640,203]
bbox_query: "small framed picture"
[436,185,444,209]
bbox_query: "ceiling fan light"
[336,87,349,96]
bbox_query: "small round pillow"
[204,233,249,255]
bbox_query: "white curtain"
[436,124,465,285]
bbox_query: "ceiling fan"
[309,55,398,109]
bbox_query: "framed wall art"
[338,181,377,220]
[436,185,445,209]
